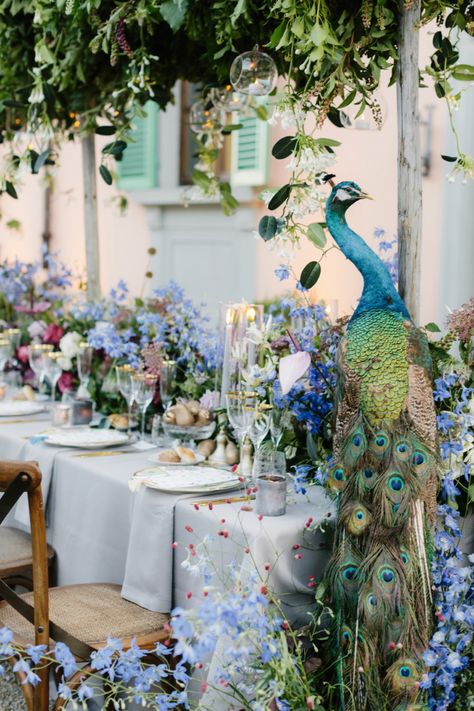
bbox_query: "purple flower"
[274,264,290,281]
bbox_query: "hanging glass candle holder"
[230,45,278,97]
[189,100,223,134]
[339,92,388,130]
[209,85,248,112]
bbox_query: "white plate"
[147,451,205,466]
[44,428,132,449]
[131,466,241,494]
[0,401,45,417]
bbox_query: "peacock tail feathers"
[323,182,440,710]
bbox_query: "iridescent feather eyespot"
[388,476,404,492]
[412,451,426,466]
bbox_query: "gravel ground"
[0,667,27,711]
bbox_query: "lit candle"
[220,306,235,407]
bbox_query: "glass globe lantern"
[189,100,223,134]
[230,46,278,97]
[339,92,388,130]
[209,85,248,112]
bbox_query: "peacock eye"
[397,443,408,453]
[412,451,426,466]
[380,567,395,583]
[401,551,409,564]
[334,468,345,481]
[355,510,365,521]
[375,435,387,447]
[399,666,412,678]
[368,594,377,606]
[353,435,361,446]
[342,565,358,581]
[389,476,405,492]
[364,468,374,479]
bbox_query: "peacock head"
[327,181,373,213]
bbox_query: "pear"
[225,441,239,465]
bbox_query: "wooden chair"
[0,526,56,591]
[0,460,171,711]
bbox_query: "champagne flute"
[248,403,272,479]
[77,343,93,398]
[0,338,11,380]
[131,373,158,441]
[27,344,54,392]
[42,352,63,402]
[116,364,135,437]
[226,391,257,478]
[159,360,176,413]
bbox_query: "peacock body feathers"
[323,181,438,710]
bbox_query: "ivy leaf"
[441,154,457,162]
[5,181,18,199]
[425,322,441,333]
[258,215,278,241]
[435,82,446,98]
[268,184,291,210]
[99,164,113,185]
[300,261,321,289]
[307,223,327,248]
[272,135,297,159]
[95,125,116,135]
[255,104,268,121]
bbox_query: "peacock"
[323,181,438,710]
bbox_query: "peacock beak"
[358,191,373,200]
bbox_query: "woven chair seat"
[0,583,169,649]
[0,526,55,573]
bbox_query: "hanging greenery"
[0,1,472,196]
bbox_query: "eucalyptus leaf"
[159,0,188,31]
[5,181,18,199]
[33,149,50,173]
[95,125,116,135]
[425,322,441,333]
[314,137,341,147]
[258,215,278,241]
[300,261,321,289]
[307,223,327,249]
[272,136,298,159]
[268,184,291,210]
[441,154,457,162]
[99,164,113,185]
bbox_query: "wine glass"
[159,360,177,414]
[4,328,21,369]
[27,344,54,393]
[42,352,63,402]
[77,343,93,398]
[248,403,271,479]
[116,365,135,437]
[270,405,288,449]
[131,373,158,441]
[225,391,257,478]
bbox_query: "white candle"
[220,307,234,407]
[246,306,257,367]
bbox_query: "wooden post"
[397,0,422,322]
[82,134,101,300]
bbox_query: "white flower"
[28,84,45,105]
[59,331,82,360]
[58,356,72,372]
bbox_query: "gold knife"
[72,449,136,458]
[193,494,255,507]
[0,418,47,425]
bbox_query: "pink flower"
[17,345,30,364]
[43,323,64,346]
[58,372,74,394]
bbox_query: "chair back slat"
[0,461,42,493]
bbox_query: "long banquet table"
[0,410,335,625]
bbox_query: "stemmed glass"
[77,343,93,398]
[159,361,176,414]
[131,373,158,441]
[248,403,271,479]
[225,391,257,478]
[42,352,63,402]
[116,365,135,437]
[0,338,11,380]
[270,405,288,450]
[27,344,54,392]
[4,329,21,369]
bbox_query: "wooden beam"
[82,134,101,300]
[397,0,422,322]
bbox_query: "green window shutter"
[118,101,159,190]
[230,115,269,187]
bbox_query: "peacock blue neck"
[326,199,410,322]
